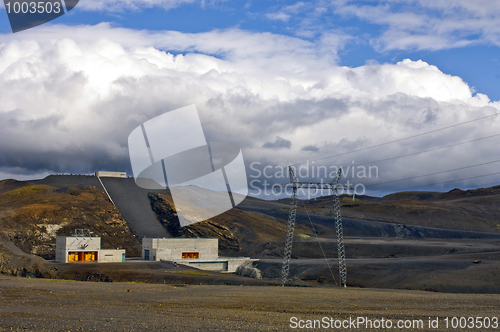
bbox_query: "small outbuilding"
[95,171,127,178]
[55,236,125,263]
[142,238,255,273]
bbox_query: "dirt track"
[1,276,499,331]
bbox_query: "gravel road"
[1,276,498,331]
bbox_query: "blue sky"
[0,0,499,196]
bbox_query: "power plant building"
[95,171,127,178]
[142,238,254,273]
[55,236,125,263]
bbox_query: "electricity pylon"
[274,166,352,287]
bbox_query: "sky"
[0,0,500,198]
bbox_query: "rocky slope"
[0,180,141,260]
[295,186,500,233]
[148,192,313,257]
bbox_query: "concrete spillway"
[32,175,170,239]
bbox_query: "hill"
[298,186,500,234]
[1,175,500,293]
[0,180,141,260]
[32,175,169,239]
[148,192,312,257]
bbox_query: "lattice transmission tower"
[274,166,352,287]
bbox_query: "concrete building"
[55,236,125,263]
[142,238,254,273]
[95,171,127,178]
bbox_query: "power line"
[367,171,500,194]
[300,200,338,286]
[292,155,500,196]
[283,131,500,198]
[351,133,500,168]
[468,181,500,188]
[292,112,500,167]
[367,158,500,188]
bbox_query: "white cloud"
[76,0,221,12]
[0,0,225,11]
[0,24,499,194]
[0,168,52,181]
[282,2,307,14]
[265,1,308,22]
[332,0,500,51]
[265,12,291,22]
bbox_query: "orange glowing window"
[182,252,199,259]
[68,252,78,263]
[84,252,97,262]
[68,251,98,263]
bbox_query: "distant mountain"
[301,186,500,234]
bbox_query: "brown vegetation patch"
[0,182,141,259]
[16,204,61,217]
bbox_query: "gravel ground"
[1,276,499,331]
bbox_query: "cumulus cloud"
[0,24,499,196]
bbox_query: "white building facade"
[142,238,254,273]
[95,171,127,178]
[55,236,125,263]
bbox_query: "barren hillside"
[299,186,500,233]
[0,180,141,260]
[1,175,500,293]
